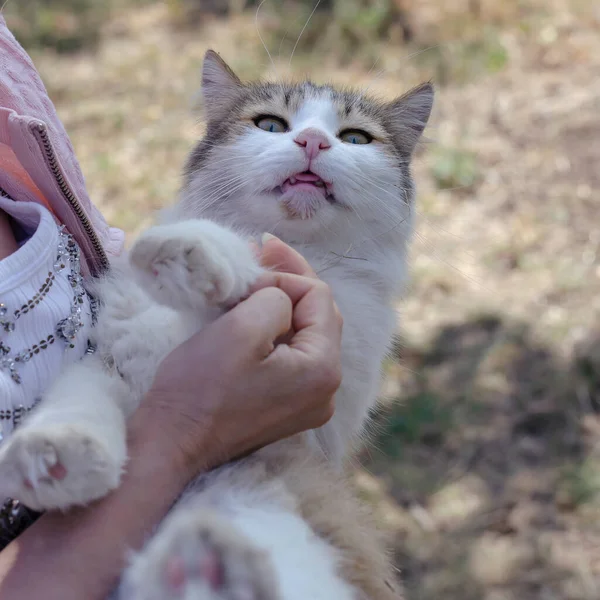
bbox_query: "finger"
[259,234,317,278]
[251,272,342,353]
[205,287,293,359]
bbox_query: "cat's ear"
[201,50,242,121]
[385,82,434,155]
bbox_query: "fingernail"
[261,232,279,245]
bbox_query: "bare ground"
[8,1,600,598]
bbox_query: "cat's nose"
[294,128,332,160]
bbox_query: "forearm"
[0,410,191,600]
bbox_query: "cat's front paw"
[0,425,125,511]
[121,511,280,600]
[130,220,262,313]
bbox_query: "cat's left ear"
[385,82,434,155]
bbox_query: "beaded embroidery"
[0,272,55,333]
[0,400,41,442]
[0,227,88,384]
[0,195,99,547]
[0,336,56,384]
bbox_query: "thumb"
[259,233,317,278]
[210,286,293,360]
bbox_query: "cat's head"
[179,50,433,248]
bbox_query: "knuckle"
[314,278,333,299]
[312,358,342,396]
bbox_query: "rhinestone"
[0,304,6,317]
[57,317,81,340]
[2,321,15,333]
[17,351,32,362]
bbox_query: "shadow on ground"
[360,316,600,600]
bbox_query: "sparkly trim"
[15,272,55,316]
[0,337,56,384]
[0,227,88,384]
[0,272,56,332]
[0,219,74,333]
[0,401,39,436]
[55,228,87,348]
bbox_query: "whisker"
[255,0,278,77]
[289,0,321,69]
[277,29,289,60]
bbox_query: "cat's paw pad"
[124,513,279,600]
[0,426,124,511]
[130,221,261,312]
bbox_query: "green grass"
[379,392,455,458]
[558,461,600,508]
[5,0,110,53]
[430,146,480,191]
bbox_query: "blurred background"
[5,0,600,598]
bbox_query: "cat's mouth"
[280,171,333,199]
[274,170,337,219]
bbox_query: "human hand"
[132,235,343,484]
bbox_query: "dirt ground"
[7,1,600,598]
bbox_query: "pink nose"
[294,128,331,160]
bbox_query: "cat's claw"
[122,512,280,600]
[0,425,124,511]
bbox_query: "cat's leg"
[0,356,128,511]
[129,220,262,314]
[119,492,357,600]
[120,508,280,600]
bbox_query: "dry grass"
[5,1,600,597]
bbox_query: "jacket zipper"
[32,123,110,275]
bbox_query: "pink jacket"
[0,16,124,277]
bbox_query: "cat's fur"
[0,51,432,599]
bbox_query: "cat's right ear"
[201,50,242,121]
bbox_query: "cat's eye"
[339,129,373,145]
[254,115,288,133]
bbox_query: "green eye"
[254,115,288,133]
[339,129,372,145]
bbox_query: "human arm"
[0,236,342,600]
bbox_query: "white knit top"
[0,195,95,441]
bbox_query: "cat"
[0,50,433,599]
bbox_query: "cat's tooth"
[315,180,324,188]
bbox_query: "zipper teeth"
[33,124,110,274]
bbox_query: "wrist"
[127,390,218,489]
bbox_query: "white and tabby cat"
[0,51,433,599]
